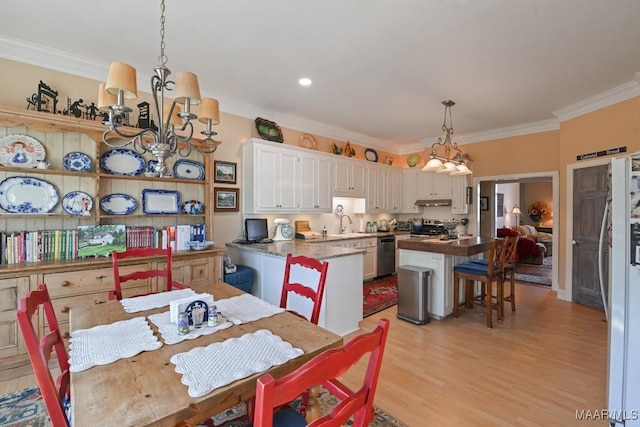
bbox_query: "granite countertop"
[226,231,410,260]
[397,236,494,257]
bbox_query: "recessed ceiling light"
[298,78,312,87]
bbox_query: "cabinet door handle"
[61,280,71,287]
[61,306,70,313]
[63,332,70,339]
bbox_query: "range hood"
[414,199,452,207]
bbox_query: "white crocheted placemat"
[214,294,285,325]
[170,329,303,398]
[120,289,197,313]
[69,317,162,372]
[147,311,233,345]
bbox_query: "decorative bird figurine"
[332,142,342,155]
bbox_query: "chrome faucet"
[339,215,353,234]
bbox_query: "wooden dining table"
[69,282,344,427]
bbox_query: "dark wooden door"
[573,165,608,311]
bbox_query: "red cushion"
[497,227,518,237]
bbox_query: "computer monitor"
[245,218,269,242]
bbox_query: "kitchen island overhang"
[397,236,495,320]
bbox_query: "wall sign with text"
[577,146,626,161]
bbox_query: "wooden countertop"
[397,236,495,257]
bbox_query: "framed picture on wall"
[214,161,237,184]
[214,187,239,212]
[480,196,489,211]
[497,193,504,217]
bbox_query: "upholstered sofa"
[497,227,545,265]
[514,225,553,256]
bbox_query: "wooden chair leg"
[305,386,321,422]
[510,275,516,312]
[464,279,474,308]
[485,280,492,328]
[497,278,504,320]
[453,273,459,317]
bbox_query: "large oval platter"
[100,149,145,176]
[0,176,59,213]
[62,191,93,216]
[173,159,205,180]
[0,134,46,168]
[99,193,137,215]
[63,151,93,172]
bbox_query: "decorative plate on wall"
[0,134,46,168]
[255,117,284,143]
[62,191,92,216]
[182,199,204,215]
[364,148,378,162]
[100,193,137,215]
[0,176,58,213]
[63,151,93,172]
[142,189,180,214]
[173,159,205,180]
[298,133,317,150]
[100,149,145,176]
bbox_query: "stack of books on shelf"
[0,223,207,265]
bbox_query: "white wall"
[495,183,519,230]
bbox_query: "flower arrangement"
[528,202,549,225]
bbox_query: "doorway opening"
[473,171,559,293]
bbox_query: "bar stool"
[501,235,519,313]
[453,238,507,328]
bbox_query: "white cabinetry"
[333,159,366,197]
[244,142,298,212]
[387,167,403,213]
[451,174,469,214]
[299,153,332,212]
[417,171,452,199]
[366,165,385,213]
[327,238,376,280]
[402,169,420,213]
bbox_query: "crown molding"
[0,35,637,155]
[552,72,640,121]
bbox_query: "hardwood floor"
[1,281,609,426]
[341,281,609,426]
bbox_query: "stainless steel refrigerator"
[601,156,640,425]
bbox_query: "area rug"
[363,275,398,318]
[0,386,406,427]
[515,256,552,286]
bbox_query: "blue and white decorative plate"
[62,151,93,172]
[142,189,180,214]
[364,148,378,162]
[182,199,204,215]
[0,176,58,213]
[185,300,209,325]
[173,159,205,180]
[99,193,137,215]
[62,191,92,216]
[100,149,145,176]
[0,134,46,168]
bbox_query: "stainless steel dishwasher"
[376,236,395,277]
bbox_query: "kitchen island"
[397,236,494,319]
[226,239,366,336]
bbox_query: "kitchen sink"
[327,233,371,238]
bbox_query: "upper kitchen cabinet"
[366,164,385,213]
[417,170,451,199]
[451,174,469,214]
[386,167,403,213]
[402,168,420,213]
[332,158,366,197]
[299,152,332,213]
[243,139,299,213]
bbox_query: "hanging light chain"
[158,0,168,67]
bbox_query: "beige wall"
[521,181,553,227]
[2,57,640,295]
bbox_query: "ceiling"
[0,0,639,153]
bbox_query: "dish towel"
[170,329,303,397]
[147,311,233,345]
[69,317,162,372]
[214,293,285,325]
[120,289,197,313]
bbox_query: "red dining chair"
[253,318,390,427]
[109,246,189,300]
[279,253,329,325]
[16,284,71,427]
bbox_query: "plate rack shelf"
[0,105,215,259]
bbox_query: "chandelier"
[98,0,221,177]
[421,100,472,175]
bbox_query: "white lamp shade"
[174,71,201,105]
[436,162,457,173]
[512,206,522,214]
[198,98,220,124]
[105,62,137,99]
[451,164,472,175]
[422,157,444,171]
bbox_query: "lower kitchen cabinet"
[328,238,377,280]
[0,248,224,373]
